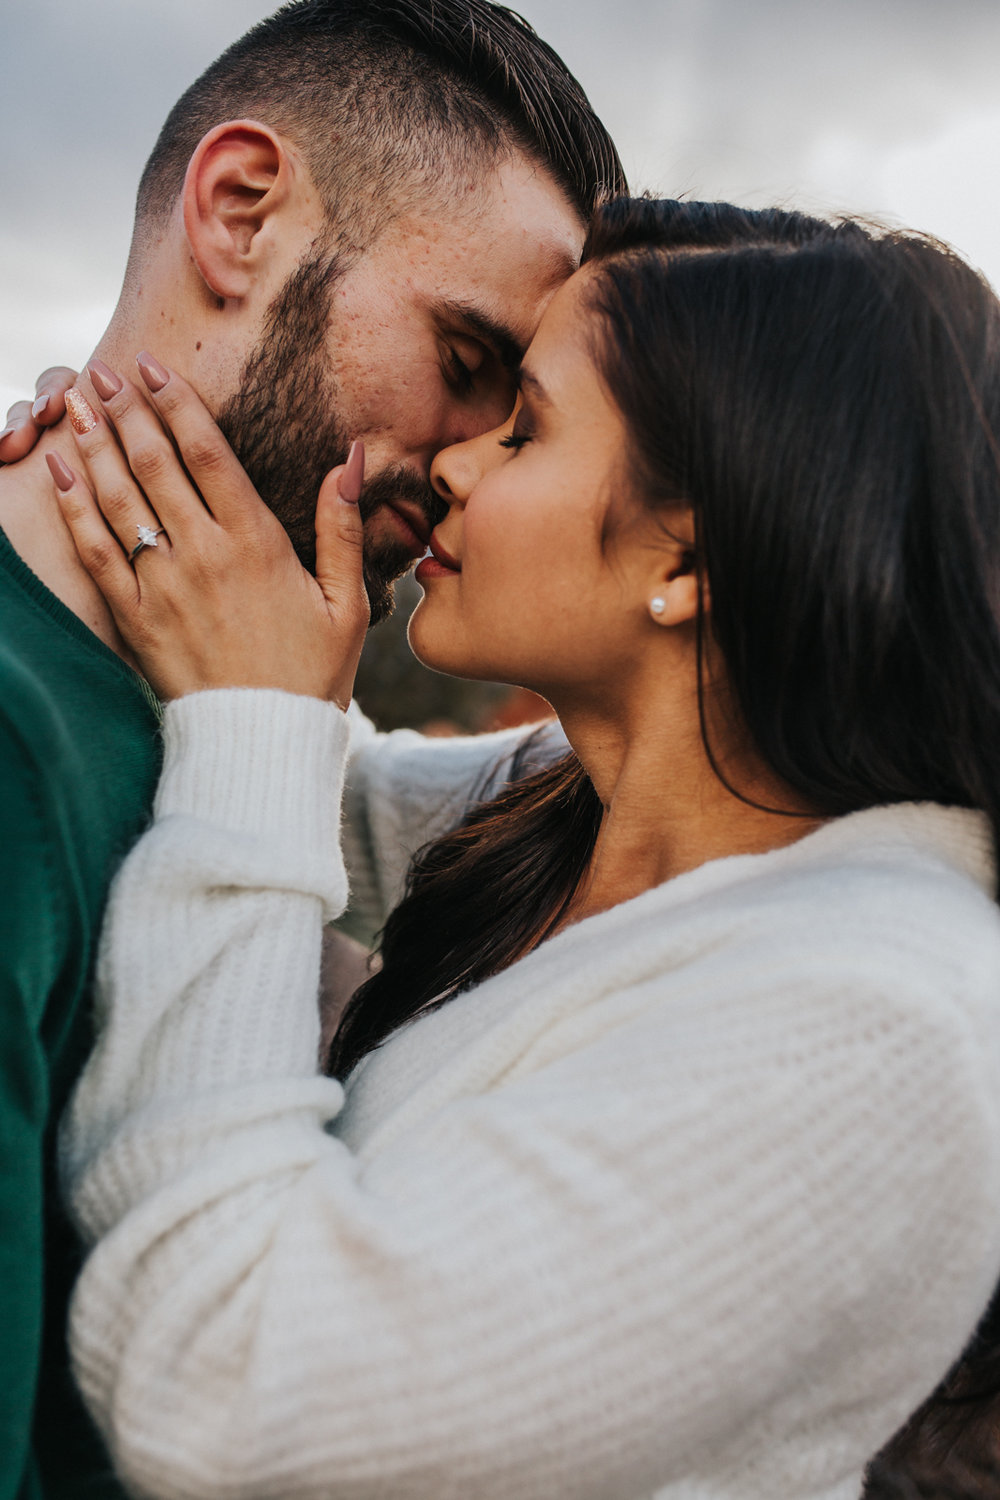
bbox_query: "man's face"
[217,155,584,622]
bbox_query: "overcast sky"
[4,0,1000,412]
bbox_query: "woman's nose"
[430,419,509,506]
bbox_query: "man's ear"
[181,120,302,302]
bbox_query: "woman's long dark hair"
[329,197,1000,1478]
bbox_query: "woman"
[46,199,1000,1499]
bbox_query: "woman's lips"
[427,532,461,570]
[415,530,461,583]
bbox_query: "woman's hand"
[47,354,369,707]
[0,366,77,462]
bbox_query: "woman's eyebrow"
[515,367,551,405]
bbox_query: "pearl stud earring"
[650,597,666,616]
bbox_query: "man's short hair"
[135,0,626,249]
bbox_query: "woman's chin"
[406,619,495,683]
[410,643,499,682]
[408,599,535,687]
[406,613,467,678]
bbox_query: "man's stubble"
[215,245,445,625]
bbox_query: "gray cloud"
[529,0,1000,199]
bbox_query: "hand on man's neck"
[0,360,143,665]
[0,256,240,668]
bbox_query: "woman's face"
[409,269,687,706]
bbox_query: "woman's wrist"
[155,689,351,874]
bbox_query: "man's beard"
[355,463,446,623]
[215,247,445,625]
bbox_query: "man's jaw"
[359,527,419,625]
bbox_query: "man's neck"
[0,370,140,667]
[2,230,278,663]
[0,293,222,668]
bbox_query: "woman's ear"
[181,120,301,303]
[647,513,705,627]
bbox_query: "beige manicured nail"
[340,440,365,504]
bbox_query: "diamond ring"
[128,524,167,562]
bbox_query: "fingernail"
[0,424,16,443]
[65,388,98,435]
[31,394,50,420]
[340,440,365,504]
[46,452,75,492]
[136,351,169,393]
[87,359,123,402]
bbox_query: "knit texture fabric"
[62,689,1000,1500]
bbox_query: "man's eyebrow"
[434,298,525,370]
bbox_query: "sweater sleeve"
[0,720,58,1500]
[61,692,1000,1500]
[339,704,567,945]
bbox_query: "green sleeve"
[0,715,72,1500]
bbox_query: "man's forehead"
[345,154,582,363]
[427,217,578,351]
[401,155,581,285]
[462,159,583,289]
[430,238,581,357]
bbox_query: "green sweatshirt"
[0,527,161,1498]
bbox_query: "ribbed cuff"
[155,690,350,863]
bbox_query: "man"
[0,4,623,1494]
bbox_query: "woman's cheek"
[465,493,529,577]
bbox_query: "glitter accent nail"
[65,388,98,435]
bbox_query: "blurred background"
[5,0,1000,727]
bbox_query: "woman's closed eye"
[498,427,532,452]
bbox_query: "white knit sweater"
[62,689,1000,1500]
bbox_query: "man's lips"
[384,500,432,553]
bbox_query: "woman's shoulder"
[742,801,1000,980]
[586,803,1000,1118]
[577,800,1000,1056]
[644,801,995,951]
